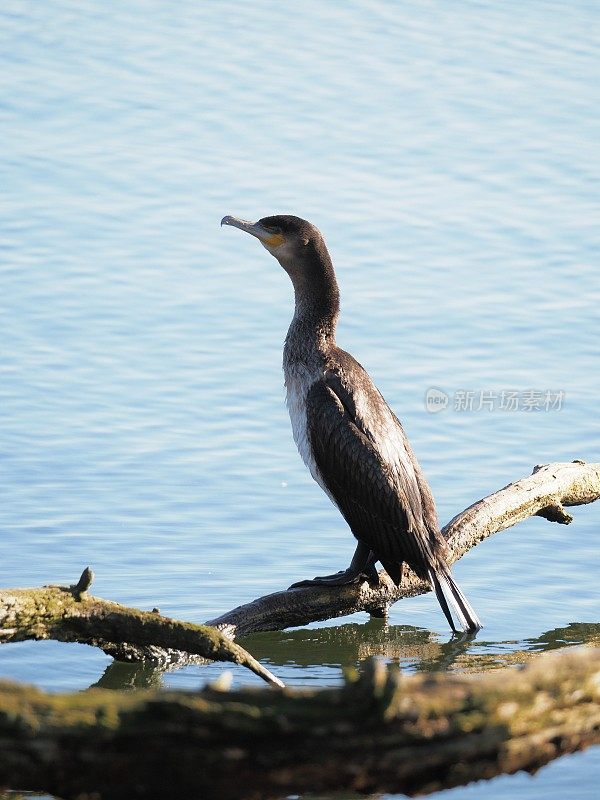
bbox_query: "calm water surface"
[1,1,598,798]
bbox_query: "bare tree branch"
[0,462,597,683]
[208,461,600,638]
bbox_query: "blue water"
[1,1,598,797]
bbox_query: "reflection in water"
[242,619,600,675]
[90,620,600,691]
[92,659,165,691]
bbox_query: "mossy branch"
[0,570,283,688]
[0,647,598,799]
[208,461,600,637]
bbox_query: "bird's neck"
[285,258,340,360]
[293,282,339,340]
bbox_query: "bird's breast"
[284,360,335,502]
[284,362,318,475]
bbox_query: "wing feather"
[306,378,436,576]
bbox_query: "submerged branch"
[208,461,600,638]
[0,570,283,688]
[0,647,598,799]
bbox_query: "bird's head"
[222,213,339,327]
[221,214,329,280]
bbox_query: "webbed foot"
[289,544,380,589]
[290,568,364,589]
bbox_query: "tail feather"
[428,567,482,633]
[429,569,459,633]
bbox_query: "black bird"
[221,214,482,633]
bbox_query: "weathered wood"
[1,462,596,668]
[208,461,600,637]
[0,648,598,800]
[0,570,283,688]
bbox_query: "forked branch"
[207,461,600,638]
[0,462,597,680]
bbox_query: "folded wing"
[305,376,440,578]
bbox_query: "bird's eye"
[266,225,281,234]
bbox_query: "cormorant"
[221,214,482,634]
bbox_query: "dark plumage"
[221,213,482,633]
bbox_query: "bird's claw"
[289,568,378,589]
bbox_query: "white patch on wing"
[351,382,421,509]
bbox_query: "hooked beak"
[221,216,270,241]
[221,216,285,249]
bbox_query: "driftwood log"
[208,461,600,637]
[0,648,598,799]
[0,461,600,686]
[0,461,598,676]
